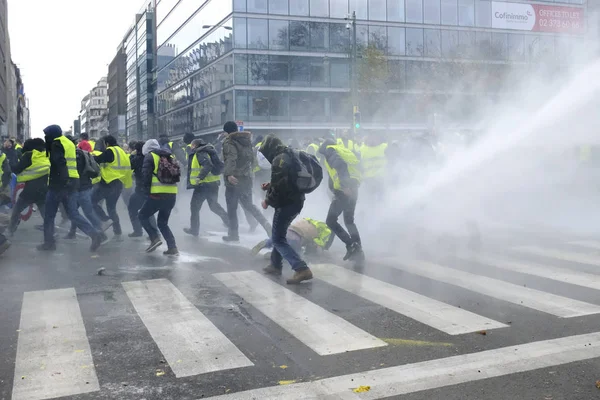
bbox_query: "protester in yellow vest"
[38,125,105,252]
[318,138,364,263]
[8,138,49,235]
[251,217,334,256]
[92,135,132,240]
[359,135,388,200]
[139,139,179,255]
[183,138,228,237]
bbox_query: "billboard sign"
[492,2,584,34]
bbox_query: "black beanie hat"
[223,121,238,134]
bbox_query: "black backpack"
[208,151,224,175]
[288,149,323,194]
[156,154,181,184]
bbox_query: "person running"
[138,139,179,256]
[38,125,104,252]
[258,135,312,284]
[64,139,107,242]
[184,138,228,237]
[92,135,132,240]
[9,138,49,235]
[221,121,271,242]
[319,138,365,262]
[127,141,157,237]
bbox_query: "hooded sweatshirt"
[141,139,175,197]
[222,131,257,183]
[44,125,78,191]
[260,135,304,208]
[187,142,221,190]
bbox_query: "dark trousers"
[68,188,103,235]
[92,180,123,235]
[225,178,270,237]
[326,190,361,247]
[271,200,306,270]
[139,195,177,250]
[44,189,98,244]
[189,184,228,234]
[9,195,45,234]
[128,191,156,234]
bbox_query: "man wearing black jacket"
[38,125,104,252]
[259,135,312,284]
[127,141,156,237]
[184,138,229,236]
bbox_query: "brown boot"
[263,265,282,276]
[286,268,313,285]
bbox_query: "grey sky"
[7,0,144,137]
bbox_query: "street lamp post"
[345,11,359,136]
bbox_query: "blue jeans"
[69,188,103,235]
[44,189,98,244]
[138,195,177,250]
[271,200,306,271]
[92,180,123,235]
[265,230,302,254]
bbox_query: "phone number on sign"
[538,18,581,29]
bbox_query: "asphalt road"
[1,214,600,400]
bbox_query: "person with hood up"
[38,124,105,252]
[221,121,271,242]
[184,138,228,236]
[319,138,365,263]
[127,141,157,237]
[138,139,179,255]
[259,135,313,284]
[8,138,49,235]
[92,135,132,240]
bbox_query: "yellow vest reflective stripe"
[360,143,388,179]
[324,145,361,190]
[55,136,79,179]
[151,153,178,194]
[0,153,6,167]
[15,144,22,150]
[100,146,132,185]
[89,140,96,150]
[306,218,332,248]
[189,152,220,185]
[17,150,50,182]
[253,142,263,173]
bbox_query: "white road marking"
[383,259,600,317]
[513,245,600,266]
[12,288,100,400]
[204,331,600,399]
[569,240,600,251]
[465,253,600,291]
[311,264,507,335]
[213,270,387,355]
[122,279,253,377]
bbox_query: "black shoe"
[343,242,363,261]
[128,232,143,238]
[90,234,105,252]
[183,228,199,237]
[0,240,11,255]
[163,247,179,256]
[222,235,239,242]
[37,242,56,252]
[146,237,163,253]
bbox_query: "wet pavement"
[1,217,600,400]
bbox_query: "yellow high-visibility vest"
[337,138,360,153]
[89,140,96,150]
[15,143,22,151]
[360,143,388,179]
[306,218,332,248]
[189,152,220,186]
[306,143,319,155]
[0,153,5,167]
[17,150,50,182]
[54,135,79,179]
[151,153,178,194]
[253,141,263,173]
[100,146,132,188]
[324,145,361,190]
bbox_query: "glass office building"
[153,0,585,138]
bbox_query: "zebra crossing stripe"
[383,259,600,318]
[465,254,600,291]
[513,245,600,266]
[311,264,507,335]
[213,270,387,355]
[203,331,600,399]
[122,279,253,377]
[12,288,100,400]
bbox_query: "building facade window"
[290,21,310,50]
[458,0,475,26]
[269,19,289,50]
[424,29,441,57]
[424,0,441,24]
[441,0,458,25]
[387,0,405,21]
[387,27,406,56]
[310,0,329,17]
[248,0,268,13]
[369,0,387,21]
[330,0,349,18]
[290,0,309,15]
[406,0,423,23]
[234,18,247,48]
[268,0,289,14]
[349,0,368,19]
[475,0,491,27]
[247,18,268,49]
[406,28,424,56]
